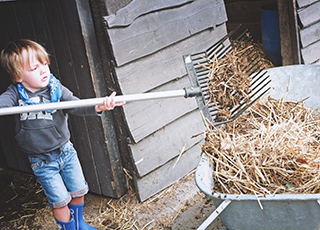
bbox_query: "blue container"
[261,3,282,66]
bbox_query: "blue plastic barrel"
[261,3,282,66]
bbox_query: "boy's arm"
[95,92,126,113]
[60,85,97,116]
[60,85,125,116]
[0,84,19,108]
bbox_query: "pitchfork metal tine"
[185,26,271,125]
[229,78,271,116]
[205,24,242,56]
[236,42,257,60]
[205,37,229,56]
[207,71,270,124]
[206,42,228,59]
[251,70,268,86]
[207,30,245,59]
[208,78,271,123]
[214,33,253,60]
[246,60,263,75]
[223,78,270,120]
[213,86,270,126]
[234,72,270,106]
[243,54,261,73]
[207,28,253,59]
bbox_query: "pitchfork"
[0,26,270,126]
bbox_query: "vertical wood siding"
[0,0,126,198]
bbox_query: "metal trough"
[195,65,320,230]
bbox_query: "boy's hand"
[95,92,126,112]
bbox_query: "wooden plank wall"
[277,0,301,65]
[0,0,126,198]
[297,0,320,64]
[104,0,228,201]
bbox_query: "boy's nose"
[40,65,47,74]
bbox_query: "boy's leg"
[70,196,84,205]
[60,142,96,229]
[68,200,97,230]
[28,155,73,210]
[54,206,76,230]
[59,141,89,197]
[28,154,75,229]
[53,205,71,222]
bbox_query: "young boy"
[0,39,125,230]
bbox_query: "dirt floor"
[0,167,227,230]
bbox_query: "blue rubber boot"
[55,212,76,230]
[68,202,97,230]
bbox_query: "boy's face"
[17,49,51,93]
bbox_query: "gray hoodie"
[0,83,98,155]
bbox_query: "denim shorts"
[28,141,89,209]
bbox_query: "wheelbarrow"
[195,65,320,230]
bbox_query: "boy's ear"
[14,75,23,83]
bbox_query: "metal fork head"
[184,27,271,126]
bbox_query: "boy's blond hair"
[1,39,50,83]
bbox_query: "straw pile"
[206,49,252,120]
[201,37,320,195]
[203,97,320,195]
[203,41,273,121]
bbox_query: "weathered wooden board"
[297,1,320,27]
[104,0,132,15]
[0,1,44,173]
[115,25,228,94]
[301,40,320,64]
[104,0,227,66]
[0,0,126,198]
[300,22,320,48]
[105,0,193,27]
[135,143,202,202]
[277,0,301,65]
[75,0,127,198]
[297,0,318,8]
[123,76,198,143]
[42,0,101,194]
[129,110,204,177]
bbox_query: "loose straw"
[203,97,320,195]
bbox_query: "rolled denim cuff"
[70,184,89,198]
[52,195,72,209]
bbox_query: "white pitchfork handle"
[0,88,201,116]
